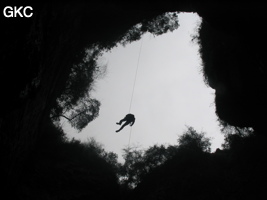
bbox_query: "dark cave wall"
[197,3,267,132]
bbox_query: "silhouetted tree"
[119,146,144,189]
[119,12,179,46]
[142,145,168,169]
[119,127,212,192]
[67,98,100,132]
[218,119,254,150]
[50,45,104,131]
[178,126,211,152]
[119,144,180,190]
[83,138,121,172]
[130,127,213,200]
[141,144,179,174]
[57,47,104,110]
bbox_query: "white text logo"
[3,6,33,18]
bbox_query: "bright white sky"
[62,12,224,162]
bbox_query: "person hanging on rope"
[116,114,135,132]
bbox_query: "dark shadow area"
[196,4,267,133]
[16,121,121,200]
[1,1,267,199]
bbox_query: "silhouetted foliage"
[119,12,179,46]
[119,146,143,189]
[50,45,104,131]
[142,144,173,169]
[56,47,103,110]
[218,119,254,150]
[127,127,211,199]
[66,98,100,132]
[119,144,174,190]
[178,126,211,152]
[119,144,180,190]
[118,127,211,192]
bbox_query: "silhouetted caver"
[116,114,135,132]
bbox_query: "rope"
[128,38,143,113]
[127,38,143,148]
[128,126,133,148]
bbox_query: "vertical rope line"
[128,38,143,113]
[127,38,143,148]
[128,126,133,148]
